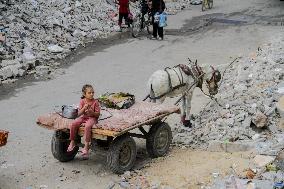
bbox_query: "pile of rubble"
[209,150,284,189]
[0,0,191,83]
[173,37,284,151]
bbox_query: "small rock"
[0,67,13,79]
[242,116,252,128]
[35,66,50,76]
[72,170,80,174]
[122,171,131,179]
[252,111,268,128]
[47,44,64,53]
[252,134,260,140]
[119,181,130,189]
[278,119,284,130]
[1,59,19,67]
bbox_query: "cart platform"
[37,101,179,138]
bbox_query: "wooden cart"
[50,110,178,174]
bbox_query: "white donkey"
[146,60,221,127]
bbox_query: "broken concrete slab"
[253,155,276,168]
[276,96,284,118]
[210,176,274,189]
[208,140,254,153]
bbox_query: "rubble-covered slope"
[0,0,191,82]
[173,37,284,151]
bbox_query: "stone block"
[253,155,275,167]
[47,44,64,53]
[0,66,13,80]
[208,140,254,152]
[278,119,284,130]
[276,96,284,118]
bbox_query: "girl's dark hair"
[81,84,93,99]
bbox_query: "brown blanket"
[37,101,179,132]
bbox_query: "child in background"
[151,0,166,40]
[67,84,100,158]
[115,0,130,31]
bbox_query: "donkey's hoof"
[183,120,192,128]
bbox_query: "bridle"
[177,61,204,90]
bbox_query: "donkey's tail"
[143,84,155,101]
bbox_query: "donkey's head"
[205,66,221,95]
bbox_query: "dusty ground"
[0,0,283,188]
[133,149,253,189]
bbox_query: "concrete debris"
[47,44,64,53]
[252,111,268,128]
[208,140,254,153]
[190,0,202,5]
[253,155,276,168]
[0,0,192,82]
[276,96,284,118]
[209,175,273,189]
[173,38,284,152]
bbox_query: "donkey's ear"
[205,79,210,84]
[188,58,192,63]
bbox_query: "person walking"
[115,0,130,32]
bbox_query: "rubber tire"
[107,135,137,174]
[51,131,79,162]
[146,122,172,158]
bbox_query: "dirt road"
[0,0,283,188]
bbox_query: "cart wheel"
[107,135,137,174]
[51,131,79,162]
[146,122,172,158]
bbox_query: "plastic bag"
[158,12,167,27]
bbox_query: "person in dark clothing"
[140,0,149,29]
[150,0,165,40]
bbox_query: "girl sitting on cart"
[67,84,101,158]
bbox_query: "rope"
[219,57,239,87]
[199,57,240,110]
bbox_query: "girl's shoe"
[150,36,157,40]
[80,149,89,159]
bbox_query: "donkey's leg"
[185,91,193,120]
[157,96,166,104]
[180,96,186,123]
[182,91,193,127]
